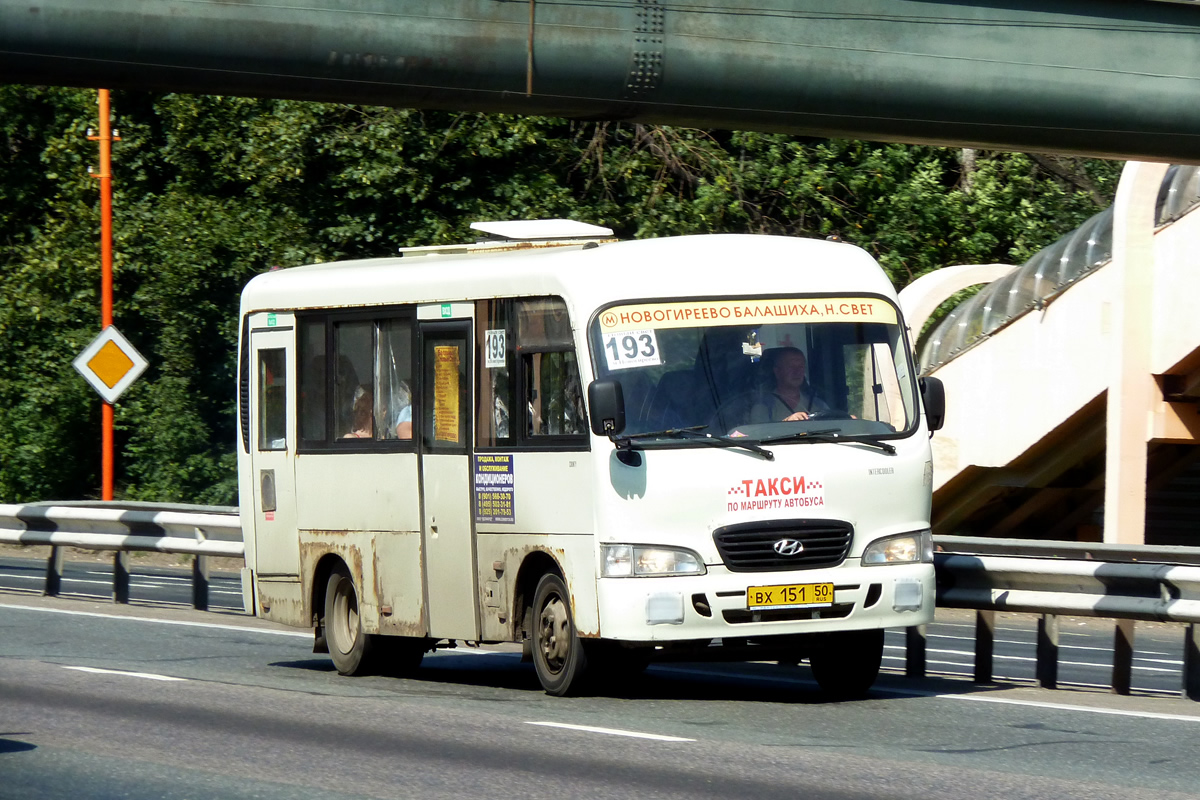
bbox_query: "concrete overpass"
[2,0,1200,161]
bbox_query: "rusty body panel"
[287,447,425,635]
[373,531,427,637]
[256,577,306,628]
[474,449,597,641]
[299,534,368,629]
[297,530,426,637]
[476,536,599,642]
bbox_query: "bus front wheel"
[531,573,588,696]
[324,564,376,675]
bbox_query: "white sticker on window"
[484,329,506,369]
[602,329,661,370]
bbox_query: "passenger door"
[249,319,300,577]
[418,317,479,641]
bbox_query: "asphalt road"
[3,594,1200,800]
[0,553,1190,694]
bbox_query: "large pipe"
[3,1,1200,161]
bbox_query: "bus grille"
[713,520,853,572]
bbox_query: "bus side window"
[333,321,373,439]
[524,351,586,436]
[377,319,414,440]
[476,299,513,447]
[258,348,287,451]
[298,318,326,443]
[515,297,587,440]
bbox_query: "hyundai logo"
[773,538,805,556]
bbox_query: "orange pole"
[92,90,115,501]
[102,404,114,501]
[98,90,112,330]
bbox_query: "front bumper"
[594,561,934,642]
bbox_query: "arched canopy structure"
[918,167,1200,374]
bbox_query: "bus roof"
[239,233,898,320]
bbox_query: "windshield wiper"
[615,426,775,461]
[619,424,707,439]
[758,429,897,455]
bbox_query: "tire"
[809,629,884,699]
[324,564,377,675]
[530,572,589,696]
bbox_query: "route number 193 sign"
[484,329,506,369]
[602,329,661,370]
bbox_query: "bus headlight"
[861,530,933,565]
[602,544,707,577]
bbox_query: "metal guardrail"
[935,534,1200,566]
[926,536,1200,700]
[0,502,243,611]
[938,555,1200,623]
[0,504,1197,699]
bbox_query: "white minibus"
[237,220,944,696]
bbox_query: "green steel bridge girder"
[3,0,1200,161]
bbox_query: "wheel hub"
[332,578,359,656]
[538,595,570,673]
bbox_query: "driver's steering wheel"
[707,391,761,434]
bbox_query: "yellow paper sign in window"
[433,345,461,443]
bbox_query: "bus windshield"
[589,296,918,443]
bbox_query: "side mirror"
[588,379,626,436]
[919,376,945,432]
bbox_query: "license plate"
[746,582,834,610]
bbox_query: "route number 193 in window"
[602,329,661,370]
[484,329,506,368]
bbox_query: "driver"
[749,347,829,422]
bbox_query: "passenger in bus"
[749,347,829,422]
[393,385,413,440]
[342,385,374,438]
[334,355,361,437]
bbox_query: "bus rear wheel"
[324,564,377,675]
[809,629,884,699]
[531,573,589,696]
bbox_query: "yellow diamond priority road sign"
[73,326,148,404]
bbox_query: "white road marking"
[526,721,694,742]
[1,572,244,603]
[925,621,1177,646]
[883,654,1007,669]
[0,602,310,638]
[655,665,1199,724]
[903,631,1177,658]
[3,573,205,591]
[428,647,520,658]
[881,686,1200,723]
[1,584,243,607]
[882,645,1181,673]
[82,570,197,582]
[62,665,187,682]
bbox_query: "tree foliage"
[0,87,1122,503]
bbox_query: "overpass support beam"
[1103,161,1170,546]
[3,1,1200,161]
